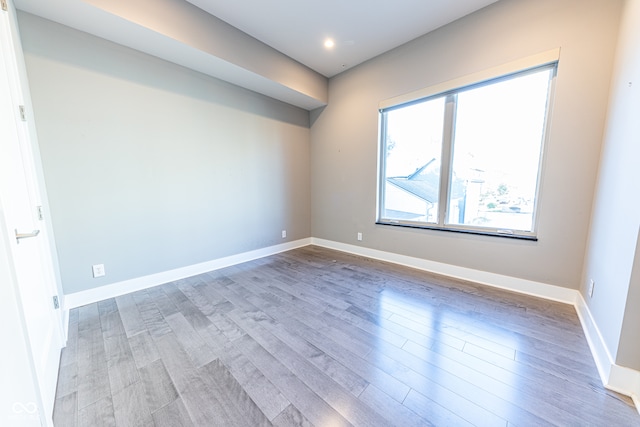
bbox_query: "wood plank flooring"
[52,246,640,426]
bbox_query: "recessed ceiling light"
[324,39,335,49]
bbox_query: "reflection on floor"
[53,245,640,426]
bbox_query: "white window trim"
[376,49,560,240]
[378,48,560,110]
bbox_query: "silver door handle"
[15,229,40,243]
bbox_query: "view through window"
[378,64,556,238]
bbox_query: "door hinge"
[37,206,44,221]
[19,105,26,121]
[52,296,60,310]
[1,0,7,12]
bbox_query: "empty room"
[1,0,639,425]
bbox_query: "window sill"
[375,221,538,241]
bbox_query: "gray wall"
[582,0,640,369]
[310,0,622,290]
[18,12,311,295]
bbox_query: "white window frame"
[376,49,560,240]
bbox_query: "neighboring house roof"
[387,158,465,202]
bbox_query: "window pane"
[447,69,552,231]
[383,97,445,223]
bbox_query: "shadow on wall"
[309,105,326,127]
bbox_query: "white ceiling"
[185,0,499,78]
[14,0,499,109]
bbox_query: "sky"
[384,67,553,201]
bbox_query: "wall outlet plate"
[92,264,105,278]
[357,232,363,241]
[282,230,287,238]
[589,279,595,298]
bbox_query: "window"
[378,61,557,239]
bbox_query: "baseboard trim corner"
[574,293,615,385]
[609,364,640,414]
[575,293,640,412]
[64,238,311,309]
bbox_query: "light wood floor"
[52,246,640,426]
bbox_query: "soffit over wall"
[14,0,498,110]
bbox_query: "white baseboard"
[315,238,639,412]
[61,306,69,343]
[574,293,615,385]
[63,238,311,309]
[311,238,578,304]
[610,365,640,413]
[575,293,640,413]
[64,237,576,309]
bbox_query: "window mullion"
[438,94,457,226]
[377,111,388,221]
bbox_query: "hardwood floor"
[52,246,640,426]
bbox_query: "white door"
[0,2,63,425]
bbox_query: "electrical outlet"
[588,279,595,298]
[282,230,287,238]
[357,232,362,241]
[92,264,105,278]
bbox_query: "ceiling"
[184,0,499,78]
[14,0,499,109]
